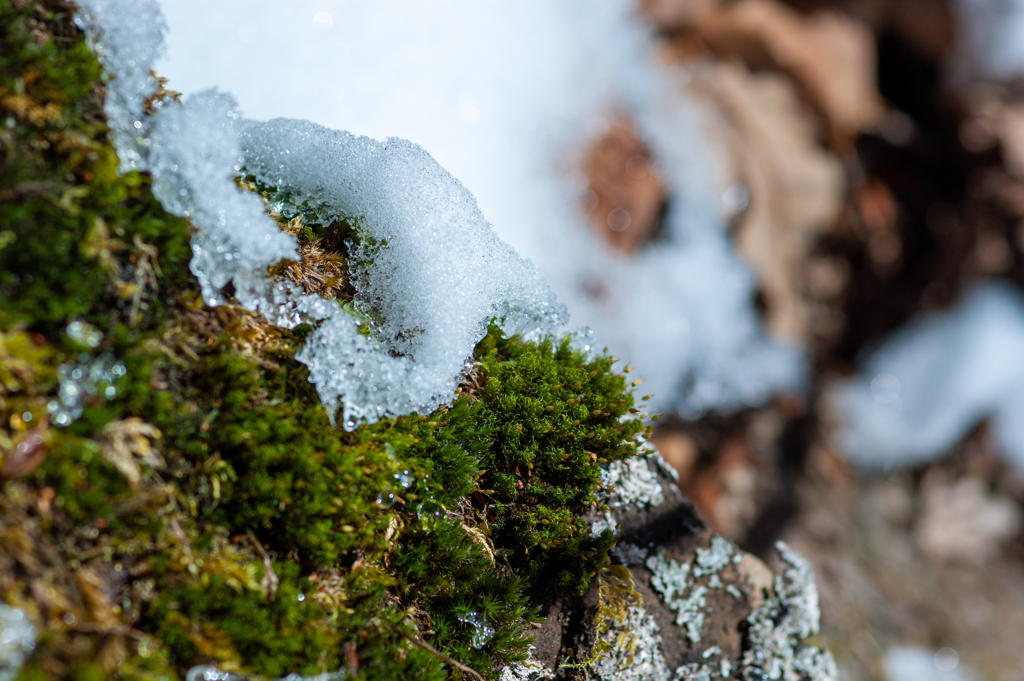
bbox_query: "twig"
[406,634,486,681]
[68,621,148,640]
[247,530,279,599]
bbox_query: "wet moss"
[0,2,652,680]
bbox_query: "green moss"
[0,2,653,680]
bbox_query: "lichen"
[496,647,553,681]
[588,568,670,681]
[741,543,838,681]
[645,551,706,644]
[599,449,665,511]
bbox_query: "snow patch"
[152,0,806,420]
[836,281,1024,473]
[75,0,566,429]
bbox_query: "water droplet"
[417,499,443,519]
[376,490,396,509]
[607,207,631,232]
[934,647,958,672]
[870,373,901,404]
[297,594,306,602]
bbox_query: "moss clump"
[0,2,652,680]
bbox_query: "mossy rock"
[0,2,655,679]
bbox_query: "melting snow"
[836,281,1024,473]
[75,0,566,429]
[153,0,806,419]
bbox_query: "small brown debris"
[581,118,667,254]
[1,415,48,478]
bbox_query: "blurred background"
[154,1,1024,679]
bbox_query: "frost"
[154,0,807,420]
[185,666,343,681]
[836,282,1024,473]
[75,0,568,430]
[47,352,127,427]
[240,119,568,427]
[66,320,103,348]
[497,647,554,681]
[0,605,35,681]
[456,611,495,649]
[741,542,837,681]
[73,0,164,173]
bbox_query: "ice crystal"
[154,0,808,418]
[0,606,35,681]
[65,320,102,348]
[185,666,343,681]
[457,611,496,649]
[75,0,568,430]
[47,352,127,427]
[241,119,568,428]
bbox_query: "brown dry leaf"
[961,85,1024,179]
[857,178,902,267]
[916,472,1022,565]
[1,416,48,479]
[580,118,667,255]
[696,62,844,340]
[96,418,163,487]
[652,431,699,485]
[74,569,119,627]
[653,0,882,146]
[691,437,759,539]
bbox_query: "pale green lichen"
[741,543,838,681]
[496,647,553,681]
[645,550,706,644]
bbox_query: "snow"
[151,0,805,419]
[884,647,977,681]
[836,281,1024,473]
[0,605,35,681]
[75,0,566,430]
[240,119,566,428]
[952,0,1024,83]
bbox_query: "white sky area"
[154,0,804,416]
